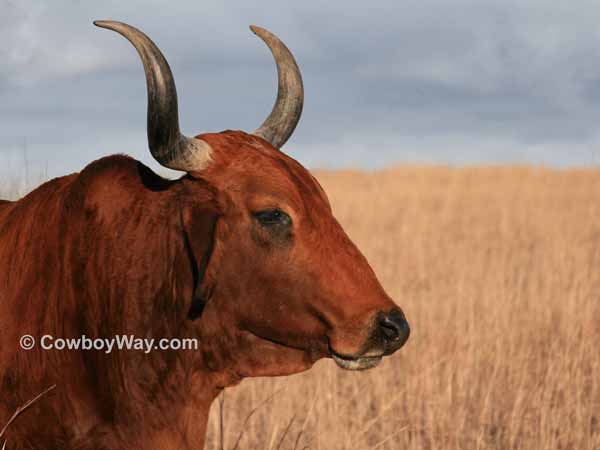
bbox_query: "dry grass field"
[2,165,600,449]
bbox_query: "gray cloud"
[2,0,600,181]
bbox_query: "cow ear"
[180,187,220,320]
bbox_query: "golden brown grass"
[203,166,600,450]
[2,165,599,449]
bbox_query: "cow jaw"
[225,329,320,378]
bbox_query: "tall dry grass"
[203,166,600,450]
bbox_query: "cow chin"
[330,349,383,371]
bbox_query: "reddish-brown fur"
[0,131,406,449]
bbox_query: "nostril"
[379,310,410,345]
[380,316,401,341]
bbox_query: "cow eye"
[254,209,292,227]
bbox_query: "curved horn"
[250,26,304,149]
[93,20,212,171]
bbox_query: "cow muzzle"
[330,308,410,371]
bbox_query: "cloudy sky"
[2,0,600,181]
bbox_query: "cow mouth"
[329,347,383,371]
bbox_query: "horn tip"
[93,20,117,29]
[249,25,266,36]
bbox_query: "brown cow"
[0,21,409,450]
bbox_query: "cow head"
[95,21,409,376]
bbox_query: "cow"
[0,21,410,450]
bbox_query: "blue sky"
[2,0,600,181]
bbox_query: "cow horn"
[94,20,212,171]
[250,26,304,149]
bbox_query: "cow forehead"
[197,131,332,215]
